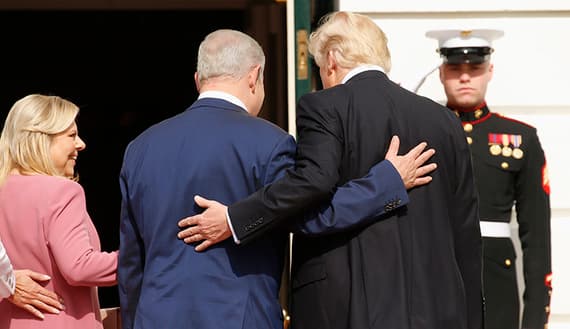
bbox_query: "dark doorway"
[0,7,286,307]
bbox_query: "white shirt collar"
[341,65,385,84]
[198,91,248,113]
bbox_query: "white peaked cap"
[425,29,504,49]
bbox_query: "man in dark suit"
[179,12,482,329]
[119,29,435,329]
[426,29,552,329]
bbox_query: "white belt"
[480,221,511,238]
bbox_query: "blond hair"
[196,29,265,83]
[308,11,391,73]
[0,94,79,186]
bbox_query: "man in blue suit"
[118,29,435,329]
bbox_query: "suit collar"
[189,97,248,114]
[342,65,385,84]
[197,90,248,113]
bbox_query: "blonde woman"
[0,94,117,328]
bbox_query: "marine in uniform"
[424,29,553,329]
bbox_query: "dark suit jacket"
[118,96,409,329]
[229,71,482,329]
[118,98,295,329]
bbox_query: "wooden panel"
[0,0,250,10]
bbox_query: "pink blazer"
[0,175,117,329]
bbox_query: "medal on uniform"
[488,133,501,155]
[511,134,524,159]
[501,134,512,157]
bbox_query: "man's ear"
[248,65,262,91]
[326,50,337,74]
[488,63,494,80]
[194,72,201,92]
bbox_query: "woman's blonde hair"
[308,11,392,73]
[0,94,79,186]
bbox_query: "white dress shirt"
[341,65,385,84]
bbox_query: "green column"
[294,0,311,101]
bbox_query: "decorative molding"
[339,0,570,13]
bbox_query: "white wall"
[338,0,570,323]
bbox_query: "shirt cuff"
[0,269,15,299]
[226,209,241,245]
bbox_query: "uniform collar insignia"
[448,102,491,123]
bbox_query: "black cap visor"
[439,46,493,64]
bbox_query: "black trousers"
[482,237,519,329]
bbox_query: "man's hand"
[8,270,64,319]
[177,195,232,252]
[385,136,437,189]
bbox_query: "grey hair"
[196,29,265,82]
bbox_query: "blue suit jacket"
[118,97,407,329]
